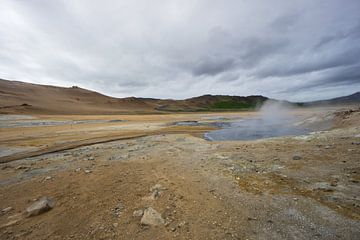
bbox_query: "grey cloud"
[0,0,360,101]
[191,56,235,76]
[257,48,360,78]
[314,23,360,49]
[278,64,360,94]
[270,13,300,33]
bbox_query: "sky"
[0,0,360,101]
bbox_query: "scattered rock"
[145,183,167,200]
[15,165,28,170]
[292,155,302,160]
[1,165,12,170]
[141,207,165,226]
[44,176,52,181]
[133,209,144,217]
[350,179,359,183]
[84,170,92,174]
[150,184,166,192]
[351,142,360,145]
[312,182,333,192]
[26,197,55,217]
[113,203,124,217]
[149,190,160,200]
[1,207,13,214]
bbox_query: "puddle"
[204,117,310,141]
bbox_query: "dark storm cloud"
[0,0,360,101]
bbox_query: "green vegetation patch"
[210,101,257,109]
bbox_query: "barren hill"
[1,79,358,115]
[0,79,268,114]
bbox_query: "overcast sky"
[1,0,360,101]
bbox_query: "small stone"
[292,155,302,160]
[1,165,11,170]
[350,179,359,183]
[15,165,28,170]
[312,182,333,192]
[141,207,165,226]
[75,168,81,172]
[149,190,160,200]
[113,203,124,217]
[84,170,92,174]
[150,184,166,192]
[26,197,54,217]
[44,176,52,181]
[133,209,144,217]
[112,223,118,228]
[1,207,13,214]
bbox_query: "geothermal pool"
[204,117,310,141]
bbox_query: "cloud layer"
[1,0,359,101]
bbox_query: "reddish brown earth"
[0,106,359,239]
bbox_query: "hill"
[0,79,268,114]
[0,79,358,114]
[303,92,360,106]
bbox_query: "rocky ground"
[0,107,359,239]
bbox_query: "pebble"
[292,155,302,160]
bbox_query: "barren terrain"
[0,106,359,240]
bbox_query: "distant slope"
[1,78,358,115]
[0,79,269,114]
[0,79,156,114]
[303,92,360,106]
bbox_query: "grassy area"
[210,101,257,109]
